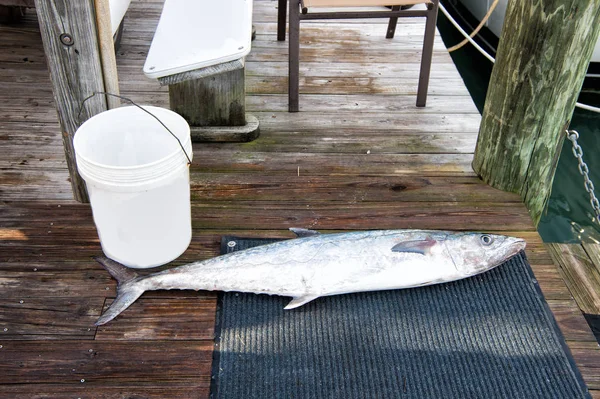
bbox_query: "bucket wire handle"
[78,92,192,165]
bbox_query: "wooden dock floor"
[1,1,599,397]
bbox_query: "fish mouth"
[485,237,527,271]
[502,237,527,263]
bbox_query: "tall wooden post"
[472,0,600,226]
[35,0,119,202]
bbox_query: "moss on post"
[472,0,600,226]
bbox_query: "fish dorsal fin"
[391,238,437,255]
[289,227,320,238]
[284,295,319,310]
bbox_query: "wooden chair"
[277,0,440,112]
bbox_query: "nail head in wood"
[59,33,74,46]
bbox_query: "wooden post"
[35,0,119,202]
[168,68,246,127]
[159,60,260,143]
[472,0,600,226]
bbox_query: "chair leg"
[386,6,400,39]
[416,0,439,107]
[277,0,287,41]
[289,0,300,112]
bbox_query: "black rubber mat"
[211,236,590,399]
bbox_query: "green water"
[436,5,600,243]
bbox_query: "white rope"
[575,102,600,113]
[448,0,499,52]
[438,2,600,114]
[438,3,495,63]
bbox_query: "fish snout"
[506,237,527,256]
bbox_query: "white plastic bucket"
[74,106,193,268]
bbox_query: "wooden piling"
[472,0,600,226]
[35,0,118,202]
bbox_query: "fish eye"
[480,235,494,246]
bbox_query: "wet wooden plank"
[0,341,213,384]
[0,385,208,399]
[245,94,479,113]
[0,270,115,298]
[95,298,217,341]
[0,297,103,340]
[114,75,471,96]
[245,61,465,79]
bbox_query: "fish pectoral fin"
[289,227,320,238]
[391,238,437,255]
[284,295,319,310]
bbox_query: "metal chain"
[565,130,600,224]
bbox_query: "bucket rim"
[74,105,192,171]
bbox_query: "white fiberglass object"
[109,0,132,36]
[143,0,253,79]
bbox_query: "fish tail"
[94,256,145,326]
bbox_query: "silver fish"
[95,228,526,325]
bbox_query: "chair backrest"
[302,0,430,8]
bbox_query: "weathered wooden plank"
[95,298,216,340]
[245,94,479,113]
[114,61,465,79]
[189,201,535,231]
[0,297,103,340]
[548,300,599,342]
[547,243,600,315]
[0,152,476,176]
[0,385,209,399]
[248,45,453,64]
[116,75,471,96]
[250,36,447,52]
[0,270,114,298]
[0,199,532,228]
[0,170,72,201]
[192,132,476,154]
[251,112,481,132]
[114,42,455,64]
[189,174,521,203]
[0,341,213,384]
[245,61,463,79]
[248,76,469,96]
[34,0,110,202]
[581,370,600,390]
[583,243,600,273]
[567,341,600,370]
[193,150,476,176]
